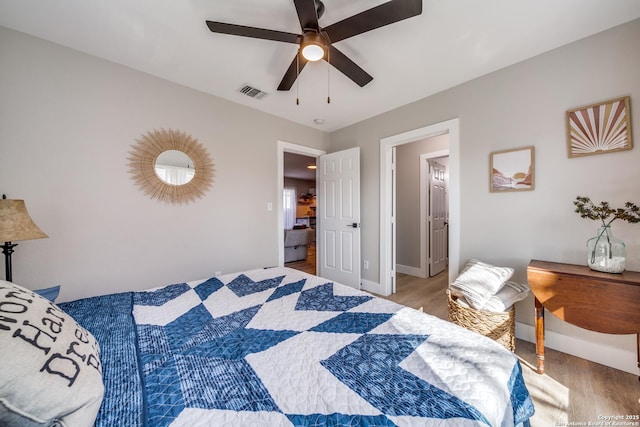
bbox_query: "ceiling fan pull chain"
[327,47,331,104]
[296,52,300,105]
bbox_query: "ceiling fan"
[206,0,422,91]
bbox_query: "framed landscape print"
[490,146,535,192]
[566,96,632,158]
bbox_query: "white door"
[428,160,448,276]
[317,147,361,289]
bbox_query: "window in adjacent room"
[283,188,296,230]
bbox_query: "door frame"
[420,150,449,278]
[277,140,326,267]
[379,118,460,296]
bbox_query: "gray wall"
[0,26,328,301]
[329,19,640,358]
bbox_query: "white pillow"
[449,259,514,309]
[480,281,530,312]
[450,293,472,309]
[0,280,104,427]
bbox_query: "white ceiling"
[284,152,317,181]
[1,0,639,132]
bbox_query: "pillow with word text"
[0,280,103,427]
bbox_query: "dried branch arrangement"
[573,196,640,226]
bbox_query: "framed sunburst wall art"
[566,96,632,158]
[490,146,535,193]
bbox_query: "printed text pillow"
[0,280,103,427]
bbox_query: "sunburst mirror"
[128,129,214,204]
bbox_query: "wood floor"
[286,250,640,425]
[284,243,316,275]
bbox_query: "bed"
[1,267,534,426]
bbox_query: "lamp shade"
[0,199,48,242]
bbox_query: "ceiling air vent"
[238,84,268,100]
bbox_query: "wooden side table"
[526,259,640,376]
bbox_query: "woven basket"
[447,292,516,352]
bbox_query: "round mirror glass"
[154,150,195,185]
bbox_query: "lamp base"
[1,241,17,282]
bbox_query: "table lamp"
[0,195,48,282]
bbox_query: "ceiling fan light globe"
[302,44,324,61]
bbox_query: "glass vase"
[586,225,626,273]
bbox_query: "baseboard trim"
[396,264,426,278]
[361,278,385,296]
[515,322,638,375]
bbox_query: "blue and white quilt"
[61,267,534,426]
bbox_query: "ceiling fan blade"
[323,0,422,43]
[206,21,299,44]
[277,54,309,91]
[294,0,320,31]
[328,46,373,87]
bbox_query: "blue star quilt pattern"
[127,267,534,426]
[62,267,534,426]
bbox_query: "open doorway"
[379,119,460,296]
[283,152,317,275]
[276,141,325,270]
[278,142,362,289]
[395,135,449,279]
